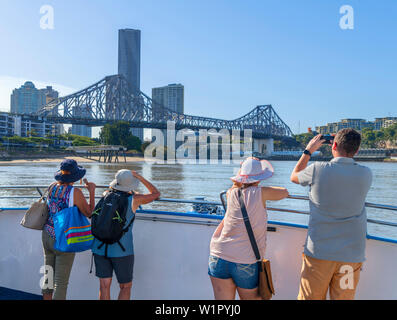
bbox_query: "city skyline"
[0,0,396,135]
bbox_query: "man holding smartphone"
[290,128,372,300]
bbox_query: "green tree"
[57,133,99,147]
[99,122,142,151]
[361,128,376,148]
[294,132,315,148]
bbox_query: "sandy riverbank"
[0,155,147,164]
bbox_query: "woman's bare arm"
[73,179,96,217]
[261,186,289,206]
[131,171,160,212]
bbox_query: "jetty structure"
[67,145,127,163]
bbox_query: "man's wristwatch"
[303,149,312,157]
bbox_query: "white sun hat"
[231,158,274,184]
[109,169,139,192]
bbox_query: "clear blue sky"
[0,0,396,134]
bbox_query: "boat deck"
[2,186,397,300]
[0,287,42,300]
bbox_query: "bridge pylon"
[253,138,274,157]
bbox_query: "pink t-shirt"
[210,186,268,264]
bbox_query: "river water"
[1,160,397,239]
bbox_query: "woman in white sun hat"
[208,157,289,300]
[92,169,160,300]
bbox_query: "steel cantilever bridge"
[36,74,293,139]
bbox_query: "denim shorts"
[208,255,259,289]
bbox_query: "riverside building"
[316,117,397,134]
[0,112,63,138]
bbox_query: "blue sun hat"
[54,159,86,183]
[231,158,274,184]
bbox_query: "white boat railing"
[0,185,397,228]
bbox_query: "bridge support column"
[253,138,274,157]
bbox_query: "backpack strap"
[96,243,108,258]
[118,209,135,252]
[117,241,126,252]
[122,213,135,233]
[89,253,94,274]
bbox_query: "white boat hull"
[1,209,397,300]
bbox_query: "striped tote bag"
[53,206,94,252]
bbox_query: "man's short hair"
[334,128,361,156]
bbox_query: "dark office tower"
[118,28,143,141]
[118,28,141,95]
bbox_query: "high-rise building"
[149,84,185,144]
[70,125,91,138]
[118,28,143,141]
[10,82,59,115]
[152,84,184,116]
[71,105,92,138]
[40,86,59,105]
[118,29,141,94]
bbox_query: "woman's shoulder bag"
[20,183,56,230]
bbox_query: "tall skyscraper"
[10,82,58,115]
[152,84,184,115]
[118,28,143,141]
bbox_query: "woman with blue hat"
[208,157,289,300]
[42,159,96,300]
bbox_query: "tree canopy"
[99,121,142,151]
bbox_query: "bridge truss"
[37,74,293,139]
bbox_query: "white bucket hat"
[231,158,274,184]
[109,169,139,192]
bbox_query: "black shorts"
[93,254,134,284]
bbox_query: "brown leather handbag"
[238,189,275,300]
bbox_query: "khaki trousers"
[41,231,76,300]
[298,254,363,300]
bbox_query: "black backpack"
[91,189,135,257]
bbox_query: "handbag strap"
[46,182,57,200]
[237,188,261,262]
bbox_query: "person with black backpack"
[91,169,160,300]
